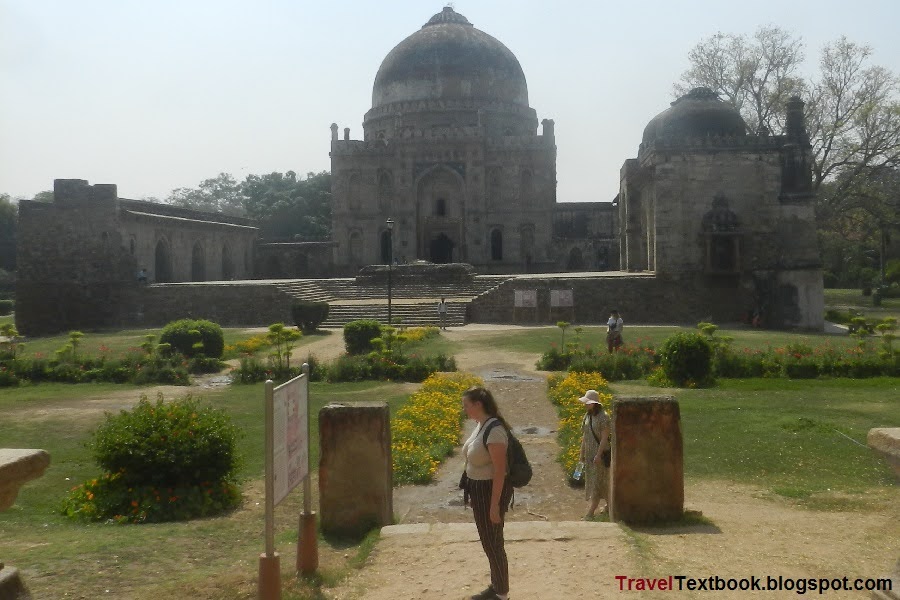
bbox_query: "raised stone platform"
[867,428,900,480]
[0,449,50,511]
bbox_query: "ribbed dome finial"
[424,6,472,28]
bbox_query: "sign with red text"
[272,373,309,505]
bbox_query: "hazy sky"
[2,0,899,203]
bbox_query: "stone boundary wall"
[468,274,747,325]
[131,282,295,328]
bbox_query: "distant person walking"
[437,297,448,330]
[137,267,148,284]
[579,389,610,519]
[606,309,623,353]
[460,386,514,600]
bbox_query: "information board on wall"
[514,289,537,308]
[550,289,573,308]
[272,373,309,506]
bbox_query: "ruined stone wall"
[16,182,135,335]
[16,179,261,335]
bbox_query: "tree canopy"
[165,170,332,241]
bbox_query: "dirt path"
[326,328,900,600]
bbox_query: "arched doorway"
[430,233,454,264]
[222,244,234,280]
[154,239,172,283]
[191,242,206,281]
[567,247,584,271]
[490,229,503,260]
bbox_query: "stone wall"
[132,282,295,328]
[255,242,337,279]
[468,273,748,325]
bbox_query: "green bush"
[659,332,714,387]
[0,299,12,315]
[63,394,241,523]
[159,319,225,358]
[90,394,240,488]
[343,319,382,355]
[291,301,330,333]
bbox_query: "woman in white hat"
[579,389,610,518]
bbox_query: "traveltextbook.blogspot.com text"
[615,574,892,594]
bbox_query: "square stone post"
[609,396,683,523]
[318,403,392,538]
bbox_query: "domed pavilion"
[329,7,616,274]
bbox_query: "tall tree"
[675,26,806,135]
[0,194,17,270]
[241,171,332,241]
[167,173,246,216]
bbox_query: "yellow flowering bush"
[392,372,482,484]
[548,371,612,478]
[401,326,440,343]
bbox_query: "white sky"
[2,0,899,203]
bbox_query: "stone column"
[318,403,392,538]
[609,396,683,523]
[0,449,51,600]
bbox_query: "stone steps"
[321,301,467,328]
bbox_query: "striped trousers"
[468,478,513,595]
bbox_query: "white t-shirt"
[607,317,623,333]
[462,418,508,480]
[437,301,447,314]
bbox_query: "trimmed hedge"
[291,301,330,333]
[160,319,225,358]
[343,319,382,355]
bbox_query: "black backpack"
[482,419,532,488]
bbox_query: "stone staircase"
[272,276,510,327]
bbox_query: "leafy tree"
[241,171,331,240]
[167,173,245,216]
[32,190,54,203]
[0,194,16,270]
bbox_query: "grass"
[609,377,899,507]
[824,288,900,320]
[0,378,413,599]
[468,325,866,356]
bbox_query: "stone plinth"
[318,403,392,538]
[867,428,900,480]
[0,449,50,511]
[609,397,683,524]
[1,449,49,600]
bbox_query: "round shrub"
[0,299,13,316]
[343,319,382,355]
[291,300,330,333]
[91,394,240,488]
[659,332,713,387]
[160,319,225,358]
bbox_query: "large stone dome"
[642,88,747,144]
[371,7,529,109]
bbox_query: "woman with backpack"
[580,389,611,519]
[460,386,514,600]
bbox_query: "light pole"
[386,218,394,325]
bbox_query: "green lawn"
[825,287,900,321]
[468,325,865,355]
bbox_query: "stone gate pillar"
[609,396,683,523]
[318,403,392,538]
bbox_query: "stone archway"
[222,244,234,280]
[191,242,206,281]
[154,239,172,283]
[567,247,584,271]
[430,233,455,263]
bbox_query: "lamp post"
[386,218,394,325]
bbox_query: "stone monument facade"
[329,7,618,275]
[619,89,824,329]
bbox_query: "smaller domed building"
[619,87,823,328]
